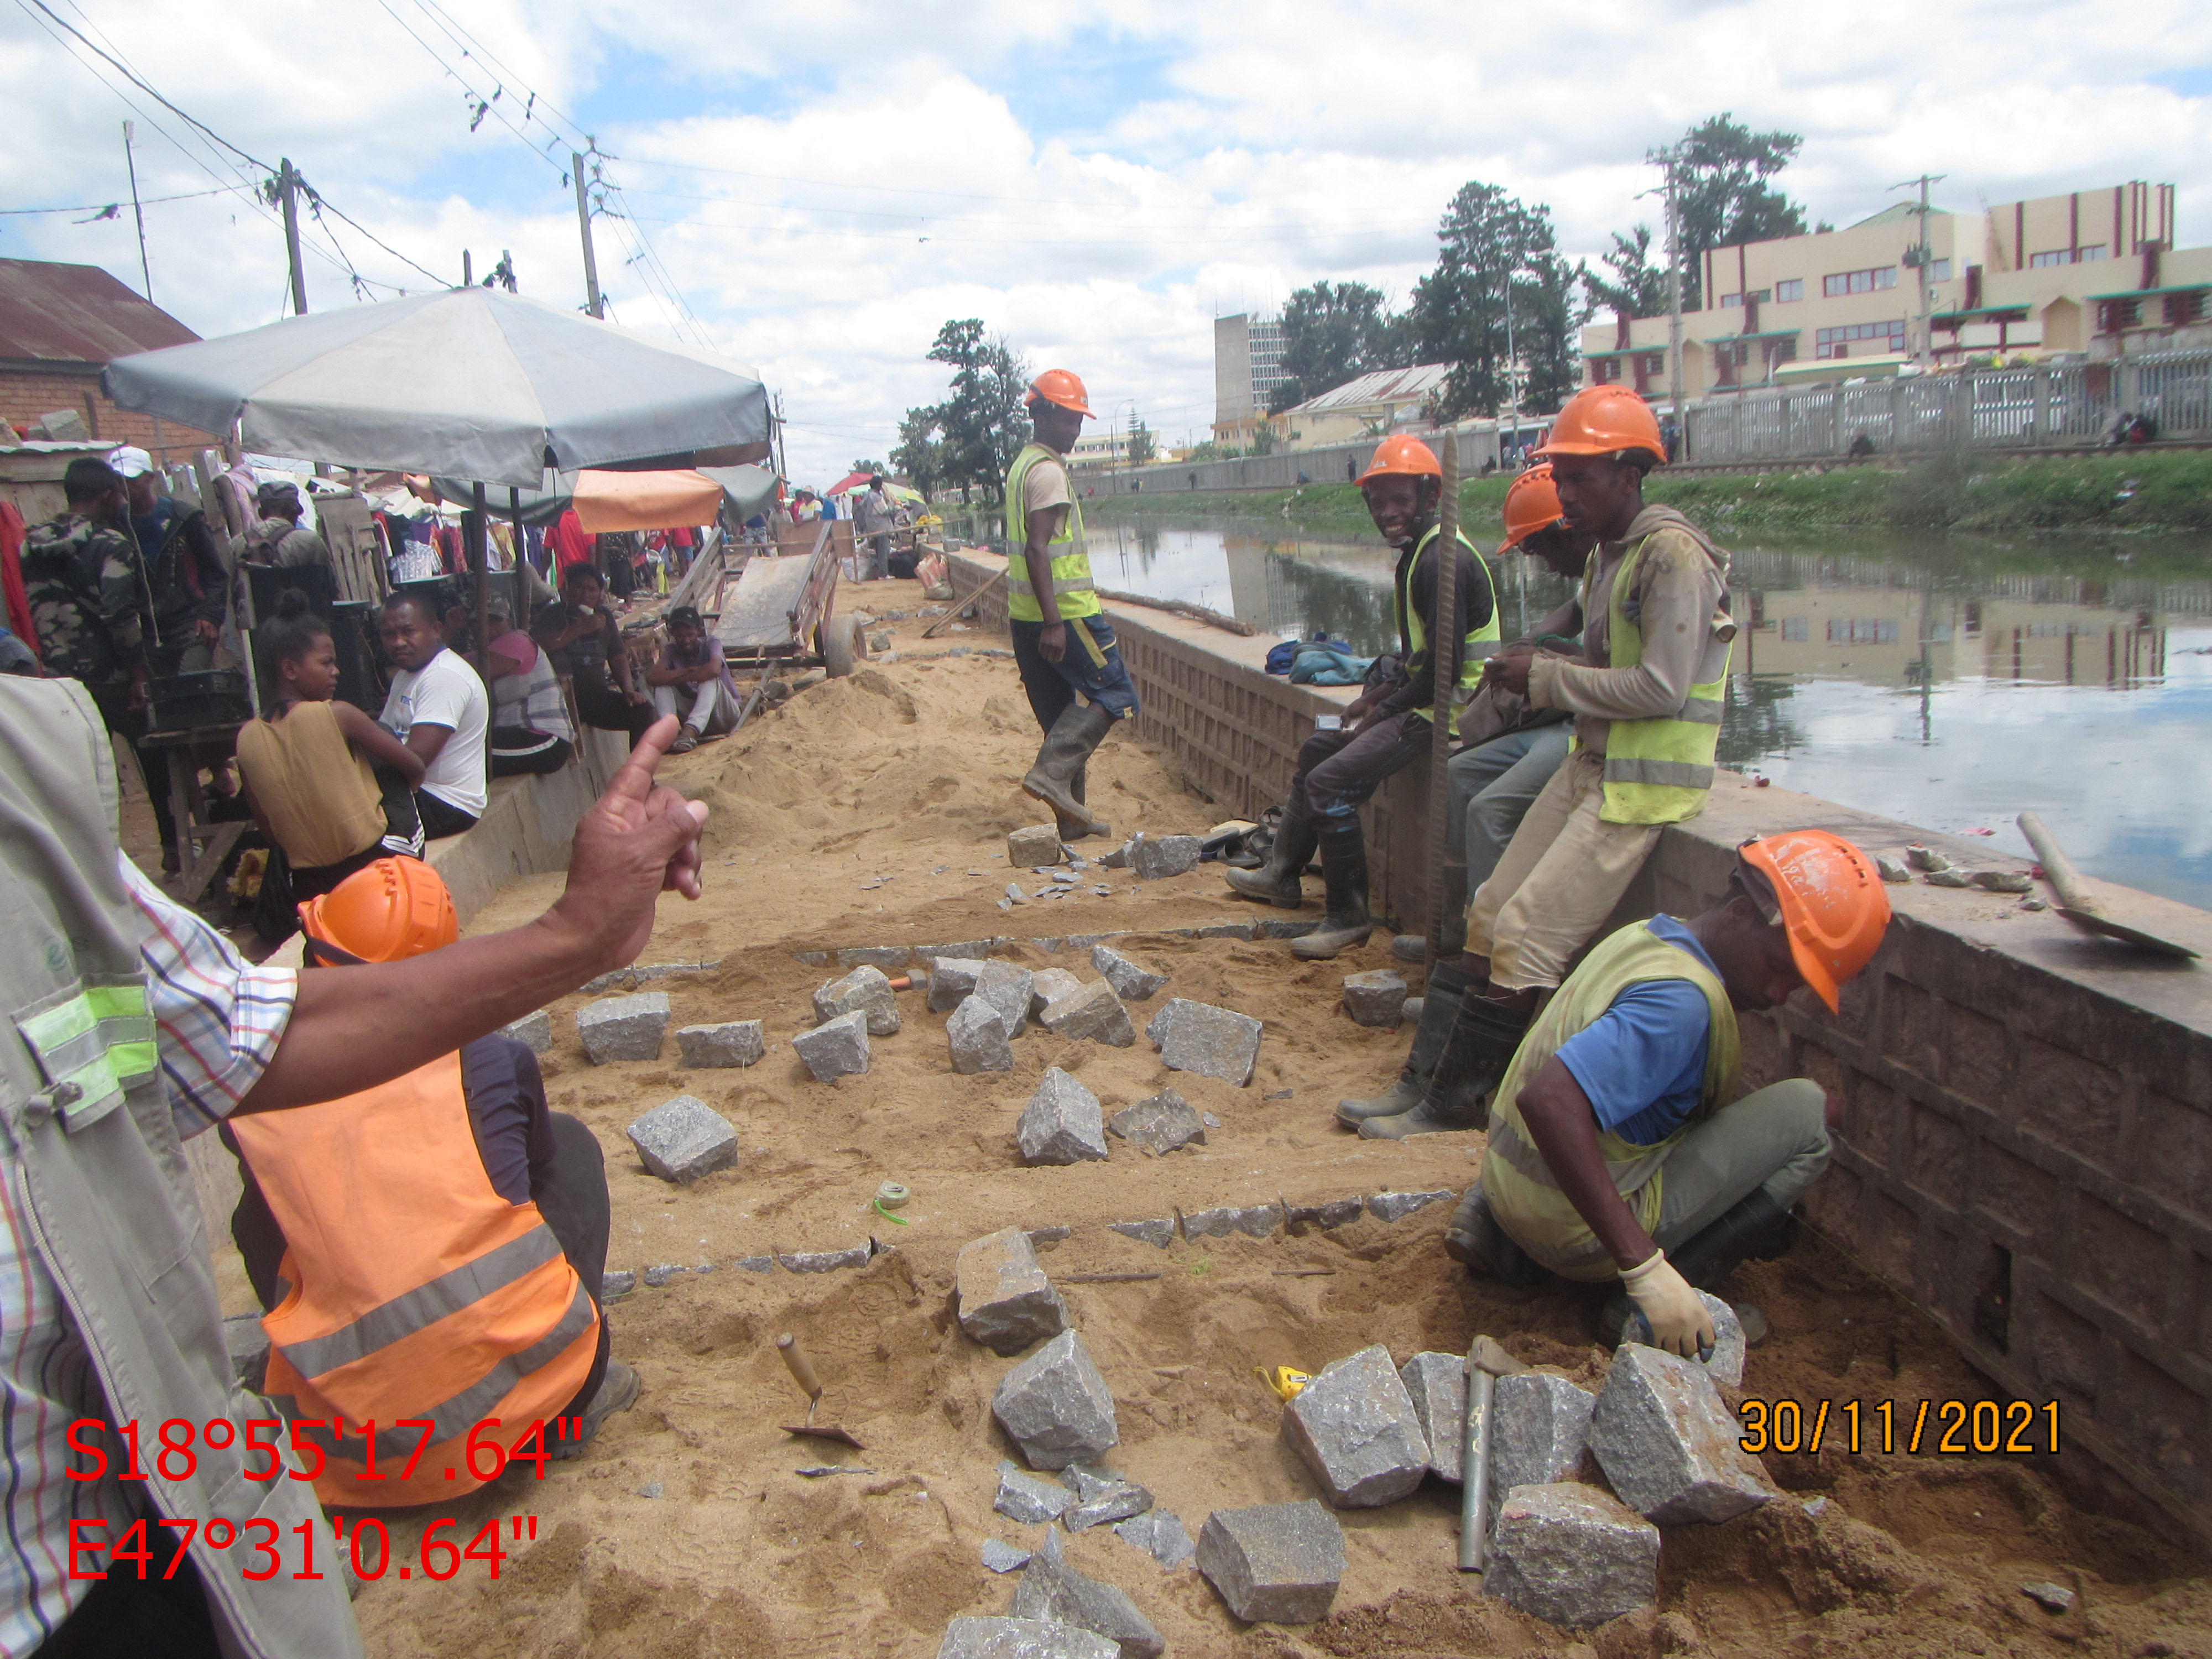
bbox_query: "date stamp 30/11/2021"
[1738,1396,2062,1457]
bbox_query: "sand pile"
[334,582,2206,1657]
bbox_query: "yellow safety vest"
[1398,524,1501,738]
[1481,921,1741,1281]
[1584,528,1730,825]
[1004,444,1100,623]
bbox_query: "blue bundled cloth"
[1289,645,1373,685]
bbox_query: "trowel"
[776,1332,866,1449]
[2018,813,2199,961]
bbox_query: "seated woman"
[533,564,656,748]
[234,591,426,937]
[484,596,575,775]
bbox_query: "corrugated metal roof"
[0,258,200,364]
[1286,362,1450,414]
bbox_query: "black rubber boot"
[1225,796,1317,907]
[1439,863,1469,958]
[1291,820,1373,959]
[1359,994,1530,1139]
[1022,702,1115,838]
[1597,1190,1795,1345]
[1337,963,1469,1126]
[1442,1183,1551,1286]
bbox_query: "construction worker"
[224,856,634,1507]
[1361,385,1733,1138]
[1225,435,1497,959]
[1448,831,1892,1353]
[1339,464,1595,1125]
[1005,369,1139,841]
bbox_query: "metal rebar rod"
[1425,437,1462,959]
[1458,1340,1496,1573]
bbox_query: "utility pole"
[572,147,603,319]
[1501,276,1519,460]
[276,159,308,316]
[462,249,473,287]
[122,121,153,303]
[1649,144,1686,433]
[1890,173,1946,367]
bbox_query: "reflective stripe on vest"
[1399,525,1501,739]
[1004,443,1100,622]
[1480,922,1742,1281]
[14,980,158,1126]
[1590,529,1730,825]
[232,1048,600,1507]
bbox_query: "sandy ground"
[171,578,2208,1657]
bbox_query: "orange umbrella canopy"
[571,468,723,532]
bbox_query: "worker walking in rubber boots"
[1225,435,1497,960]
[1446,832,1891,1354]
[1361,385,1734,1138]
[1339,465,1595,1126]
[1005,369,1138,841]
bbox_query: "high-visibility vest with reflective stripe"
[1481,921,1741,1281]
[14,981,158,1121]
[1004,443,1100,623]
[1587,528,1730,825]
[1398,524,1501,739]
[231,1049,599,1507]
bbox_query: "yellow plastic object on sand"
[1257,1366,1313,1402]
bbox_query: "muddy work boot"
[550,1358,640,1460]
[1225,797,1317,907]
[1443,1183,1550,1287]
[1336,963,1469,1127]
[1022,702,1116,839]
[1359,993,1530,1139]
[1290,819,1373,959]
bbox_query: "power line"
[0,184,237,216]
[615,207,1436,249]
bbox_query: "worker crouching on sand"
[1449,831,1892,1353]
[225,857,638,1508]
[1006,369,1140,841]
[1226,435,1498,959]
[1363,385,1734,1139]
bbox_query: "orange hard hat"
[1500,463,1567,552]
[1535,384,1667,465]
[1027,369,1093,419]
[1738,830,1892,1015]
[1354,434,1443,487]
[298,857,459,966]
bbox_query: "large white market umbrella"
[104,287,770,489]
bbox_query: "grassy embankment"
[1092,449,2212,538]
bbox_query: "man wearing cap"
[112,445,227,675]
[246,478,331,568]
[1448,831,1891,1355]
[1005,370,1140,841]
[645,604,743,754]
[1225,435,1497,959]
[1369,384,1735,1138]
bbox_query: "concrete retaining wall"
[946,548,2212,1538]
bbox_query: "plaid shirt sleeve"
[120,857,297,1138]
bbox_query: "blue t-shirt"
[1553,916,1718,1149]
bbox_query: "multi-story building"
[1212,312,1288,444]
[1580,181,2210,398]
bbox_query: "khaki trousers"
[1465,750,1662,992]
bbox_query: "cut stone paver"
[976,960,1037,1039]
[1340,969,1407,1027]
[1398,1352,1468,1482]
[1107,1088,1206,1154]
[1009,1531,1164,1659]
[936,1616,1117,1659]
[1038,980,1135,1046]
[950,994,1016,1074]
[577,992,670,1063]
[995,1459,1077,1525]
[1124,834,1201,880]
[1028,968,1084,1018]
[792,1009,870,1082]
[1281,1344,1431,1507]
[677,1020,764,1068]
[992,1329,1119,1470]
[1018,1068,1110,1166]
[1368,1189,1455,1223]
[1589,1343,1775,1524]
[1194,1501,1344,1625]
[1180,1203,1281,1240]
[1485,1481,1660,1629]
[928,957,987,1013]
[1091,944,1167,1000]
[499,1009,552,1054]
[1284,1196,1365,1230]
[624,1095,739,1184]
[1009,825,1064,867]
[1490,1372,1596,1499]
[1623,1291,1747,1387]
[812,964,900,1036]
[1145,998,1262,1086]
[776,1245,872,1273]
[957,1227,1070,1356]
[1108,1218,1175,1249]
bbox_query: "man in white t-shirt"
[378,591,490,838]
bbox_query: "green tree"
[891,409,945,500]
[849,457,889,477]
[1249,421,1277,456]
[1125,415,1156,467]
[1669,114,1808,310]
[1582,225,1670,321]
[1410,181,1583,420]
[1267,280,1411,414]
[919,319,1033,503]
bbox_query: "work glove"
[1620,1249,1715,1360]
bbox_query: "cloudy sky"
[8,0,2212,481]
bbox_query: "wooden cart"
[712,520,867,677]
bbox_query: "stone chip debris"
[1008,825,1065,868]
[995,1459,1077,1525]
[935,1616,1118,1659]
[1280,1344,1432,1507]
[624,1094,740,1184]
[1114,1507,1196,1569]
[1108,1218,1175,1249]
[1018,1068,1111,1166]
[957,1227,1071,1356]
[950,994,1016,1074]
[576,992,670,1064]
[1009,1531,1164,1659]
[792,1009,870,1082]
[1145,998,1263,1086]
[1340,969,1407,1027]
[1060,1466,1154,1532]
[812,964,901,1036]
[499,1009,552,1054]
[676,1020,764,1069]
[1107,1088,1207,1154]
[981,1538,1032,1574]
[1037,979,1136,1047]
[1489,1371,1597,1498]
[1484,1481,1660,1628]
[992,1329,1120,1470]
[1091,943,1168,1000]
[1588,1343,1775,1524]
[1194,1500,1344,1625]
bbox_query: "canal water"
[1053,515,2211,911]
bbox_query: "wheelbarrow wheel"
[818,614,866,678]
